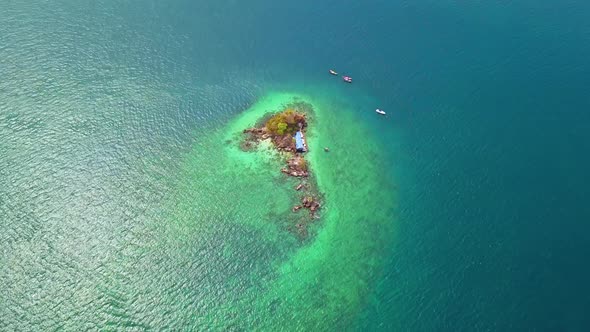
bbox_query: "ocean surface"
[2,0,590,330]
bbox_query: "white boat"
[375,109,386,115]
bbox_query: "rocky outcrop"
[302,196,321,213]
[292,195,321,217]
[242,126,300,153]
[279,155,309,178]
[281,168,308,178]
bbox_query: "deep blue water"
[2,0,590,330]
[369,1,590,330]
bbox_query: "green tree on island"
[277,122,288,135]
[265,109,306,136]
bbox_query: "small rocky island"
[241,103,321,236]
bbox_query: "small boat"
[342,76,352,83]
[375,109,386,115]
[329,69,338,75]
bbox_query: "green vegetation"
[277,122,288,135]
[299,158,307,171]
[265,109,306,136]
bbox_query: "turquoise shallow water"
[2,0,590,330]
